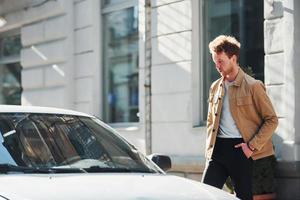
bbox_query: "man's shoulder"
[243,74,265,91]
[243,73,263,86]
[210,78,223,89]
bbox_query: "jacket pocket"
[237,96,253,106]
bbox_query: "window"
[102,1,139,123]
[0,31,22,105]
[0,113,160,172]
[202,0,264,119]
[103,0,126,6]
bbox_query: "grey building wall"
[264,0,300,199]
[148,0,205,180]
[0,0,101,115]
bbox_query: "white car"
[0,105,238,200]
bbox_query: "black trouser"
[202,137,253,200]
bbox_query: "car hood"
[0,173,238,200]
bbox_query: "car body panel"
[0,173,238,200]
[0,105,90,117]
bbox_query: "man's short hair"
[209,35,241,59]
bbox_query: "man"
[202,35,278,200]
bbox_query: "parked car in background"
[0,105,238,200]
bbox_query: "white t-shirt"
[217,80,242,138]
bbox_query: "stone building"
[0,0,299,198]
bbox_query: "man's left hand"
[234,143,253,158]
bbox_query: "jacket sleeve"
[248,81,278,151]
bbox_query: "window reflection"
[0,35,22,57]
[0,33,22,105]
[0,114,158,172]
[0,63,22,105]
[103,6,139,123]
[103,0,127,6]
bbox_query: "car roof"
[0,105,92,117]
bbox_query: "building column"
[265,0,300,199]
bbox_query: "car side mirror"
[148,154,171,172]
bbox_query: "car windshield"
[0,113,161,174]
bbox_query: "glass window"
[102,6,139,123]
[103,0,127,6]
[0,113,161,173]
[0,63,22,105]
[0,34,22,58]
[0,33,22,105]
[202,0,264,118]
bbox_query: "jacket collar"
[218,67,245,87]
[232,67,244,87]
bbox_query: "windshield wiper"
[0,164,85,174]
[43,167,87,173]
[0,164,34,174]
[83,165,154,173]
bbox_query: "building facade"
[0,0,299,198]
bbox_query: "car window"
[0,113,160,173]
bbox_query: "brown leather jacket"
[206,68,278,160]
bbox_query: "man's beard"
[222,65,234,77]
